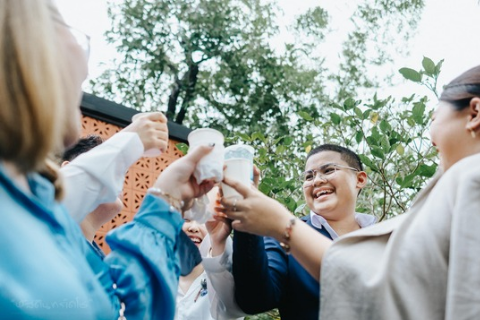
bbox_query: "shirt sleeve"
[98,194,185,320]
[201,236,245,320]
[445,169,480,320]
[61,132,144,223]
[232,231,287,314]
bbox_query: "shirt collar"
[309,210,376,240]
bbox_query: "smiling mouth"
[314,189,334,199]
[189,236,203,244]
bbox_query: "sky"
[55,0,480,100]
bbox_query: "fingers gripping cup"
[188,128,225,183]
[222,144,255,199]
[131,112,164,157]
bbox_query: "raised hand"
[216,176,293,240]
[124,112,169,153]
[154,145,216,210]
[205,188,232,256]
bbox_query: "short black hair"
[62,135,103,162]
[306,144,363,171]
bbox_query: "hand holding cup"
[187,128,225,183]
[153,145,216,209]
[127,112,168,157]
[222,144,255,199]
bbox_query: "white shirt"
[61,132,143,222]
[176,270,214,320]
[200,236,245,320]
[310,211,376,240]
[175,235,244,320]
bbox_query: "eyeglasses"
[300,163,359,185]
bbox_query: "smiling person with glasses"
[221,144,375,320]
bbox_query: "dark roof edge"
[81,92,191,143]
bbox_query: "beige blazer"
[319,153,480,320]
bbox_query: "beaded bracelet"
[147,187,184,213]
[279,217,297,254]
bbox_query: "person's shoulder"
[439,153,480,187]
[447,153,480,176]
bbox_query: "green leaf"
[371,126,381,143]
[258,182,271,195]
[407,117,416,127]
[379,120,391,133]
[416,163,437,177]
[380,135,390,153]
[276,145,286,154]
[237,133,251,142]
[371,146,385,160]
[398,174,415,188]
[355,131,364,144]
[396,144,405,156]
[283,136,293,145]
[252,132,267,143]
[175,143,189,155]
[354,107,364,119]
[273,136,284,145]
[358,154,379,172]
[298,111,314,121]
[344,98,356,110]
[399,67,422,82]
[363,109,372,120]
[435,59,444,75]
[366,136,377,146]
[330,113,341,125]
[422,57,436,76]
[412,102,426,124]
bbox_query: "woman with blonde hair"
[220,65,480,320]
[0,1,215,319]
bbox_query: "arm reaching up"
[218,177,333,281]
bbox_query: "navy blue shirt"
[232,216,333,320]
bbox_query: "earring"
[470,128,477,139]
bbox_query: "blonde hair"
[0,0,67,174]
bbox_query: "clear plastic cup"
[222,144,255,199]
[188,128,225,183]
[131,112,165,157]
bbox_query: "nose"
[187,221,200,233]
[312,172,327,186]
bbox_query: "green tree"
[91,0,328,137]
[91,0,425,139]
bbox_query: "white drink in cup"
[222,145,255,199]
[188,128,225,183]
[131,112,165,157]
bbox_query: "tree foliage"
[91,0,329,137]
[91,0,425,138]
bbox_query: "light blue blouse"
[0,165,183,319]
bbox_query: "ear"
[60,160,70,167]
[356,171,368,190]
[466,97,480,132]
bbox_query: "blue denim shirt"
[0,164,184,319]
